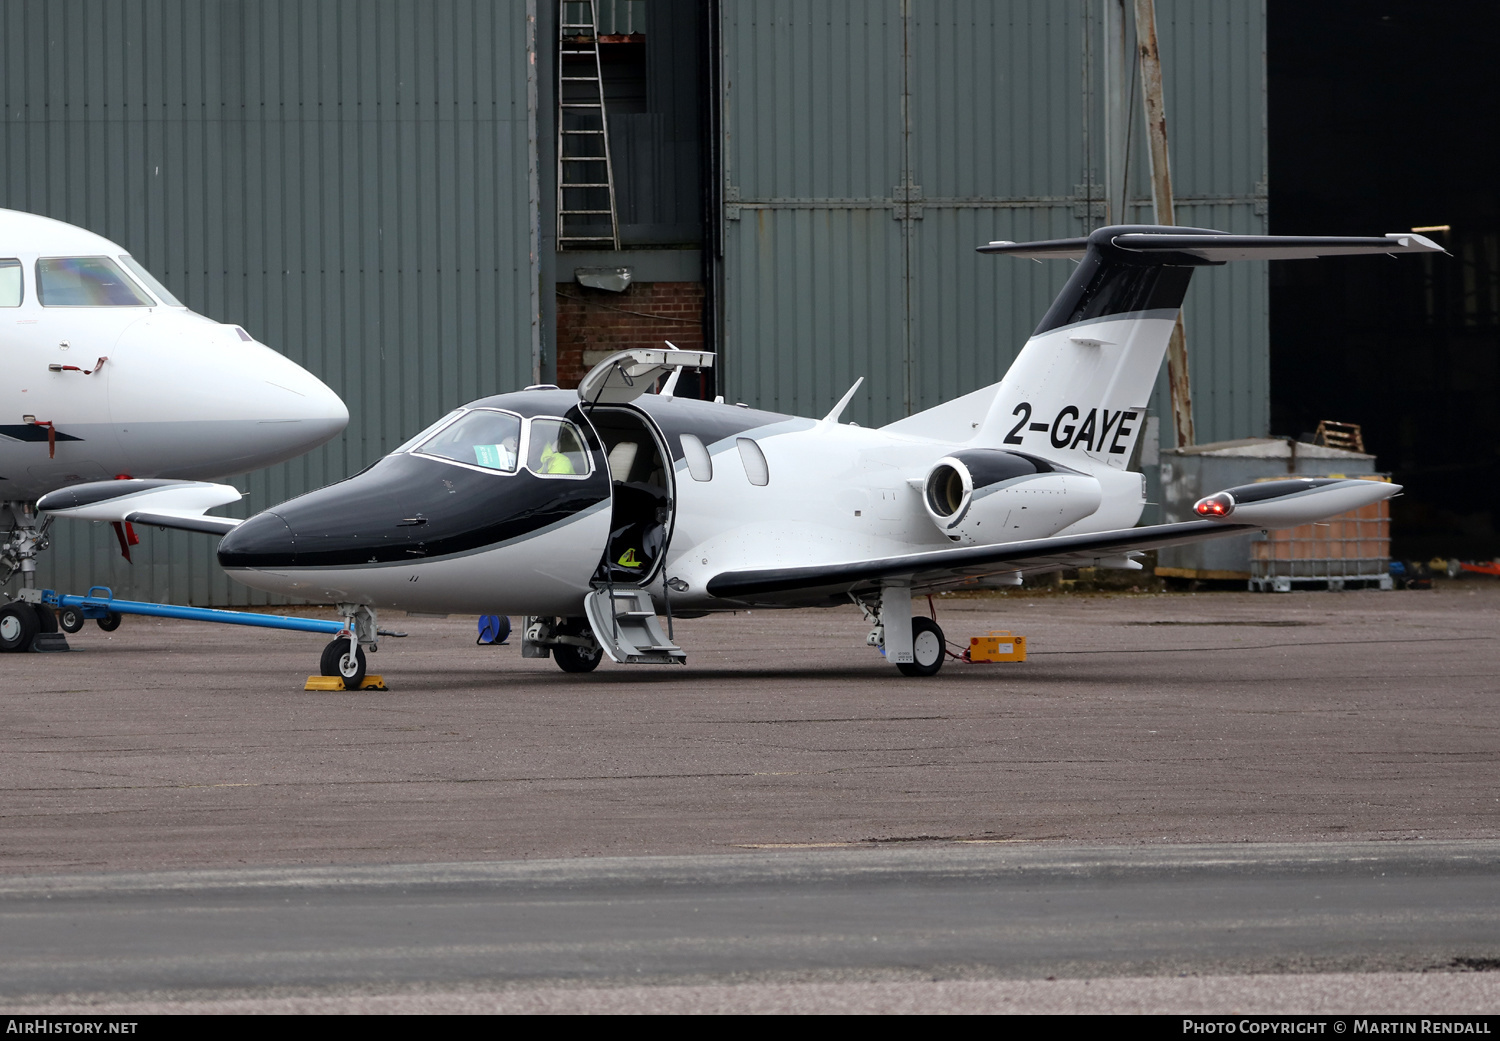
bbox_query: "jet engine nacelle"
[922,450,1102,545]
[1192,477,1398,528]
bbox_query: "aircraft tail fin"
[962,226,1439,468]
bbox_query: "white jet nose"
[109,315,350,479]
[233,341,351,454]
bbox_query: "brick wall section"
[555,281,705,389]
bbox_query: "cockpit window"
[118,255,185,307]
[393,410,464,454]
[415,408,523,472]
[527,418,590,477]
[36,257,153,306]
[0,260,21,306]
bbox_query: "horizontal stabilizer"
[38,479,243,536]
[979,229,1442,262]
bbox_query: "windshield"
[36,256,153,306]
[118,255,185,307]
[415,409,523,472]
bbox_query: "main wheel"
[58,606,86,633]
[897,616,946,677]
[32,604,59,634]
[552,618,602,673]
[0,602,39,652]
[96,611,122,632]
[554,641,603,673]
[320,638,368,689]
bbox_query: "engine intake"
[922,450,1100,544]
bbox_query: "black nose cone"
[217,511,295,569]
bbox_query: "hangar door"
[717,0,1269,442]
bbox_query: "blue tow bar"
[40,587,347,635]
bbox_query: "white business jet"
[1,208,348,645]
[38,226,1439,684]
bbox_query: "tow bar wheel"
[58,606,86,633]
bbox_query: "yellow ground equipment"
[968,631,1026,663]
[304,675,389,691]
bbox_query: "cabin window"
[415,408,523,472]
[680,433,713,482]
[36,257,154,306]
[118,255,185,307]
[0,260,20,306]
[737,437,769,486]
[527,418,591,477]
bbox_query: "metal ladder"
[557,0,621,251]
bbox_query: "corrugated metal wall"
[3,0,1268,604]
[719,0,1268,445]
[1,0,535,604]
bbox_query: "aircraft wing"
[707,475,1399,607]
[37,479,243,536]
[703,519,1259,607]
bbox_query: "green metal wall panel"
[1,0,535,605]
[721,0,1268,455]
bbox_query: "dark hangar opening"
[1268,0,1500,560]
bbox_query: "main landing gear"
[904,616,946,677]
[1,502,68,653]
[522,615,605,673]
[856,582,949,677]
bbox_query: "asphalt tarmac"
[4,842,1500,1013]
[2,582,1498,1011]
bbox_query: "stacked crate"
[1156,438,1392,590]
[1248,482,1393,591]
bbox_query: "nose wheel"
[320,637,368,689]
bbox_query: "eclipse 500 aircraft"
[38,225,1438,684]
[0,208,349,640]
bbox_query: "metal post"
[899,0,913,418]
[1134,0,1194,448]
[527,0,542,386]
[1102,0,1130,226]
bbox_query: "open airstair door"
[583,588,685,665]
[576,348,705,664]
[586,402,677,586]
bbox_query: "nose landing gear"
[319,637,368,688]
[2,502,68,653]
[316,603,382,689]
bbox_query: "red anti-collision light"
[1193,492,1236,518]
